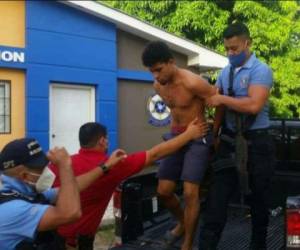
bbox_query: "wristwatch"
[99,164,110,174]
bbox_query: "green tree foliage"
[102,0,300,118]
[232,1,300,117]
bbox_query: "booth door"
[50,83,95,154]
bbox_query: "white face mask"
[28,167,56,193]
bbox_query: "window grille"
[0,80,11,133]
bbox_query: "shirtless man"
[142,41,216,250]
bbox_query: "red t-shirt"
[49,148,146,243]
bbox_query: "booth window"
[0,80,11,133]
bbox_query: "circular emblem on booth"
[147,94,171,127]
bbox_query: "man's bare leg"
[157,179,185,236]
[181,181,201,250]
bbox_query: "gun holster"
[235,133,251,195]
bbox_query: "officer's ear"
[246,38,252,48]
[97,136,107,148]
[15,165,29,180]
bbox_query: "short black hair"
[142,41,173,67]
[79,122,107,148]
[223,22,250,40]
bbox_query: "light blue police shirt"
[216,53,273,131]
[0,174,57,250]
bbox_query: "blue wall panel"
[26,1,115,41]
[27,98,49,131]
[25,1,118,152]
[27,30,116,71]
[0,1,159,153]
[23,1,157,153]
[26,132,49,153]
[26,64,118,152]
[96,79,117,101]
[98,101,118,132]
[117,69,153,82]
[26,65,117,98]
[26,68,49,98]
[107,132,117,153]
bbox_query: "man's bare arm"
[144,119,208,167]
[186,74,216,99]
[75,149,127,191]
[52,149,127,194]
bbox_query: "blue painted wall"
[0,1,154,152]
[25,1,118,151]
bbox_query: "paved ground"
[94,224,116,250]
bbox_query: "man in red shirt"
[50,119,207,249]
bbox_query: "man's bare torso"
[154,69,206,127]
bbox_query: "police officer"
[0,138,125,250]
[199,22,275,250]
[0,138,81,249]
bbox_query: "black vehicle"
[111,118,300,250]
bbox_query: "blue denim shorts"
[157,132,212,183]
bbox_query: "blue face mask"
[228,50,247,68]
